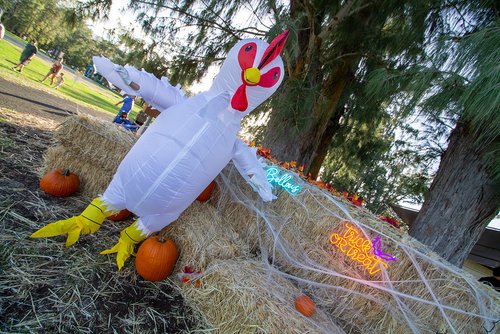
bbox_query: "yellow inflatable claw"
[100,221,146,270]
[31,197,111,247]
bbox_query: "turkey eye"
[273,72,278,79]
[245,45,253,51]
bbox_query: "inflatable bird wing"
[92,57,187,111]
[32,30,290,270]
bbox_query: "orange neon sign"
[330,223,389,275]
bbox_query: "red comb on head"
[258,30,290,70]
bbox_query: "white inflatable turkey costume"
[32,30,290,270]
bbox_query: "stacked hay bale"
[213,165,500,333]
[162,201,250,271]
[179,259,346,333]
[42,116,500,333]
[42,114,137,196]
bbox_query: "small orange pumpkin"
[107,209,133,221]
[136,235,178,281]
[196,180,216,202]
[40,168,80,197]
[295,294,315,317]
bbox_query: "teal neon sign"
[265,167,302,195]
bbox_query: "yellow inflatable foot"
[100,221,147,270]
[31,197,111,247]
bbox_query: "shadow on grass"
[0,90,76,116]
[42,109,77,117]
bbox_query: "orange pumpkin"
[295,294,315,317]
[107,209,133,221]
[196,181,216,202]
[40,168,80,197]
[136,235,178,281]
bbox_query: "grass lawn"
[0,32,142,118]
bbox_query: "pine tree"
[368,2,499,266]
[408,23,500,266]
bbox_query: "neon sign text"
[330,223,394,275]
[266,167,301,195]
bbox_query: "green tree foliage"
[1,0,130,69]
[367,2,499,265]
[56,24,108,69]
[1,0,69,46]
[321,117,430,214]
[76,0,273,85]
[113,31,171,78]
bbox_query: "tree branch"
[133,0,267,38]
[317,0,358,41]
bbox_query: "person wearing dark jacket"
[12,39,38,72]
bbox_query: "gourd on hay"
[40,168,80,197]
[43,146,116,195]
[213,164,500,333]
[161,201,250,272]
[42,114,136,195]
[179,259,346,334]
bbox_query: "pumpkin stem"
[62,169,70,176]
[158,230,168,243]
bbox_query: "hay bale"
[162,201,251,271]
[179,259,346,333]
[214,164,500,334]
[39,121,499,333]
[42,114,136,195]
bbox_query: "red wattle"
[231,85,248,112]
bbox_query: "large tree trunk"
[263,61,354,177]
[263,1,366,177]
[299,60,359,179]
[409,120,500,267]
[307,108,344,178]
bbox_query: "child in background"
[53,73,65,89]
[112,112,140,132]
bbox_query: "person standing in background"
[12,39,38,72]
[114,95,136,117]
[41,58,64,85]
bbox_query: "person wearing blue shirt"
[112,112,140,132]
[114,95,136,117]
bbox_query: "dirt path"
[0,76,111,123]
